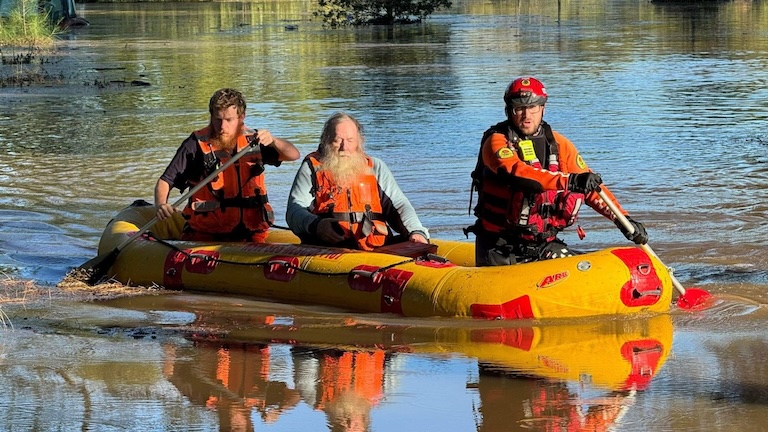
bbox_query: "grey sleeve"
[373,157,430,239]
[286,160,320,238]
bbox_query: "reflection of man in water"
[163,342,300,431]
[292,347,387,432]
[472,365,633,431]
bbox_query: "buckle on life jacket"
[190,200,220,213]
[263,202,275,226]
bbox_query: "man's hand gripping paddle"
[597,188,711,310]
[71,136,261,285]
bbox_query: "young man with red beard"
[286,112,429,250]
[154,88,300,242]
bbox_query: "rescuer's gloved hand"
[315,218,345,245]
[615,216,648,245]
[567,172,603,194]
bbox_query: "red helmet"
[504,77,548,107]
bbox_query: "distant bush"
[0,0,57,47]
[315,0,452,28]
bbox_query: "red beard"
[210,124,243,151]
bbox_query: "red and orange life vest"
[182,126,274,236]
[306,152,389,251]
[471,121,583,242]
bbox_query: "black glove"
[567,172,603,194]
[315,218,345,245]
[615,216,648,245]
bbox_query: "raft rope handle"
[147,233,419,277]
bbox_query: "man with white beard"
[286,112,429,250]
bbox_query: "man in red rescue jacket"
[154,88,300,242]
[469,77,648,266]
[286,112,429,250]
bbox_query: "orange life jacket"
[306,152,389,251]
[471,121,583,242]
[316,350,385,410]
[182,126,274,236]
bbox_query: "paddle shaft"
[112,139,260,252]
[597,189,687,296]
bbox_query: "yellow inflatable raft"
[97,201,674,320]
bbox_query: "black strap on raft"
[142,231,421,277]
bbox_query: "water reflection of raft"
[97,201,675,320]
[213,313,674,392]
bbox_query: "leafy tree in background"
[315,0,452,28]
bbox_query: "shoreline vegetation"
[0,0,59,86]
[0,0,58,47]
[0,0,452,87]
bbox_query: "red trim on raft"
[612,248,663,307]
[163,249,220,289]
[264,255,300,282]
[470,295,535,320]
[348,265,414,315]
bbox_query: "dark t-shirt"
[159,133,282,192]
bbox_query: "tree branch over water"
[315,0,452,28]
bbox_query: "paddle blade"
[676,287,712,310]
[70,248,120,285]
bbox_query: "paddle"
[596,188,711,310]
[73,137,261,285]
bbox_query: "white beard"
[319,149,371,187]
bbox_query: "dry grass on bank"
[0,272,167,330]
[1,271,166,309]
